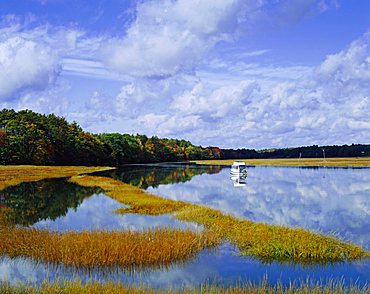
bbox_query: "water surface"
[147,166,370,250]
[0,164,369,288]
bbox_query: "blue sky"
[0,0,369,149]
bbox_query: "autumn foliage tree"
[0,109,111,165]
[0,109,220,166]
[0,129,5,146]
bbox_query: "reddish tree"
[0,129,6,146]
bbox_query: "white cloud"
[232,49,270,59]
[2,0,363,150]
[0,24,98,106]
[315,32,370,103]
[99,0,335,79]
[62,57,125,81]
[171,80,259,119]
[104,30,369,149]
[137,113,202,137]
[0,36,60,101]
[100,0,243,78]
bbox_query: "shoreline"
[192,157,370,167]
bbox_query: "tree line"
[0,109,221,166]
[221,144,370,159]
[1,109,368,166]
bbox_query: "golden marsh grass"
[0,222,219,268]
[0,167,219,269]
[1,279,368,294]
[175,206,367,262]
[0,166,368,267]
[193,157,370,167]
[70,175,369,263]
[69,175,188,215]
[0,165,114,190]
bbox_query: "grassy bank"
[192,157,370,167]
[0,165,114,190]
[0,224,218,268]
[70,175,368,263]
[1,279,368,294]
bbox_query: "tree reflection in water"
[97,164,223,189]
[1,179,100,226]
[0,164,222,226]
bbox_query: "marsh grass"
[69,175,188,215]
[0,168,219,269]
[175,206,367,263]
[0,222,219,268]
[70,175,369,263]
[0,167,368,268]
[0,279,368,293]
[0,165,114,190]
[192,158,370,167]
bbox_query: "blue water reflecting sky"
[32,193,199,232]
[148,166,370,250]
[1,165,369,287]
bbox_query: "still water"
[0,164,369,288]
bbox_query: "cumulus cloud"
[108,30,369,149]
[315,32,370,103]
[171,80,259,119]
[0,23,92,105]
[101,0,246,78]
[100,0,333,78]
[137,113,203,137]
[1,0,363,150]
[237,31,369,147]
[0,36,60,101]
[80,91,118,125]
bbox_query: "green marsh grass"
[192,157,370,167]
[0,279,368,293]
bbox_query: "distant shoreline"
[192,157,370,167]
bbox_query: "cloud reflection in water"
[33,193,200,232]
[148,166,370,249]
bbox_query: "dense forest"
[0,109,221,165]
[0,109,369,166]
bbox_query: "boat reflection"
[230,174,247,187]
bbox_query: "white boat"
[230,161,248,176]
